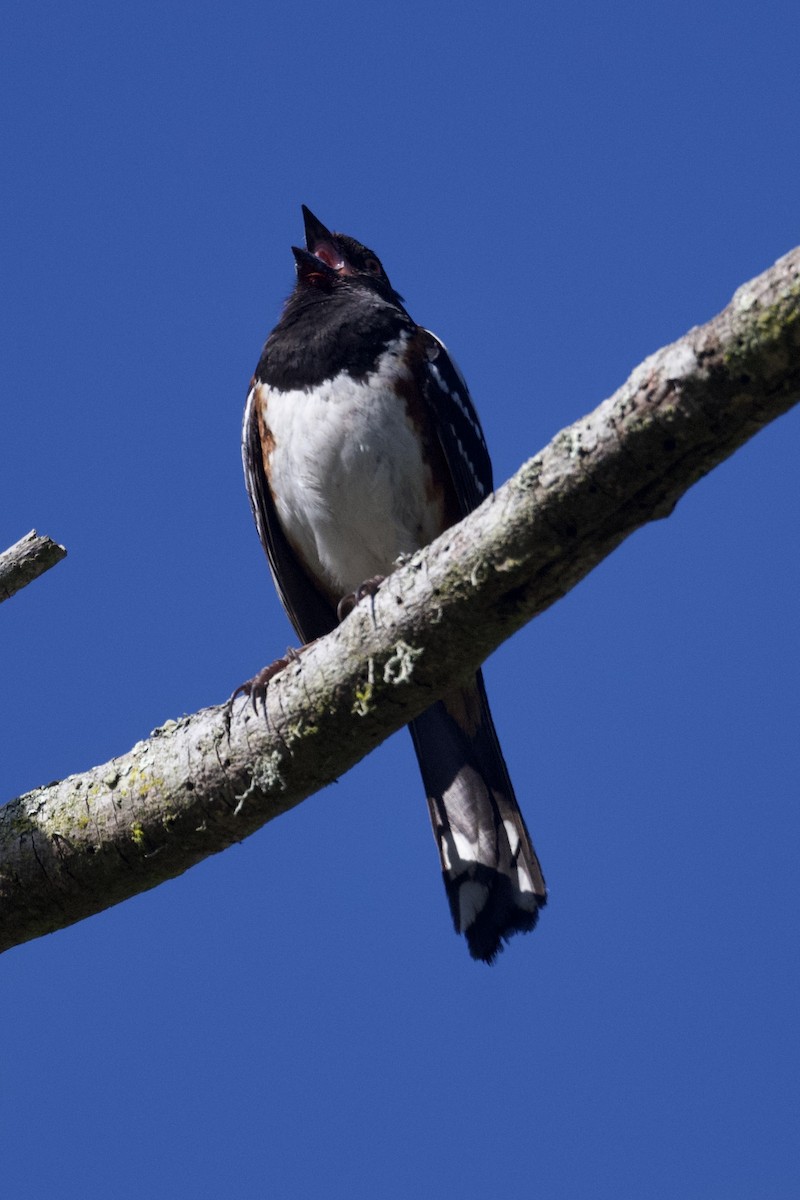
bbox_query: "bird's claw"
[228,647,303,717]
[337,575,386,622]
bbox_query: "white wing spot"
[428,361,453,398]
[449,423,486,496]
[427,361,485,447]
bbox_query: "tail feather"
[408,670,546,962]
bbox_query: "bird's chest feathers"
[261,347,443,596]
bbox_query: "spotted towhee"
[241,206,546,962]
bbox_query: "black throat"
[255,284,413,390]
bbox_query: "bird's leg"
[228,643,314,718]
[336,575,385,622]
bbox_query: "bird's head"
[291,205,404,306]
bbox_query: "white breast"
[257,335,443,598]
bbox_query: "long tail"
[408,670,546,963]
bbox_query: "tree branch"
[0,531,67,603]
[2,247,798,955]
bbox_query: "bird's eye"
[363,256,382,276]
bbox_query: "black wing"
[242,383,337,644]
[418,329,493,518]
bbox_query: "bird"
[239,205,546,962]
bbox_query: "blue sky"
[3,2,799,1196]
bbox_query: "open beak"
[299,204,346,272]
[291,244,340,285]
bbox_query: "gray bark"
[0,531,67,603]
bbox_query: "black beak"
[301,204,336,250]
[293,204,346,283]
[291,244,338,285]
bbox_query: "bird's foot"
[336,575,385,622]
[228,645,307,717]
